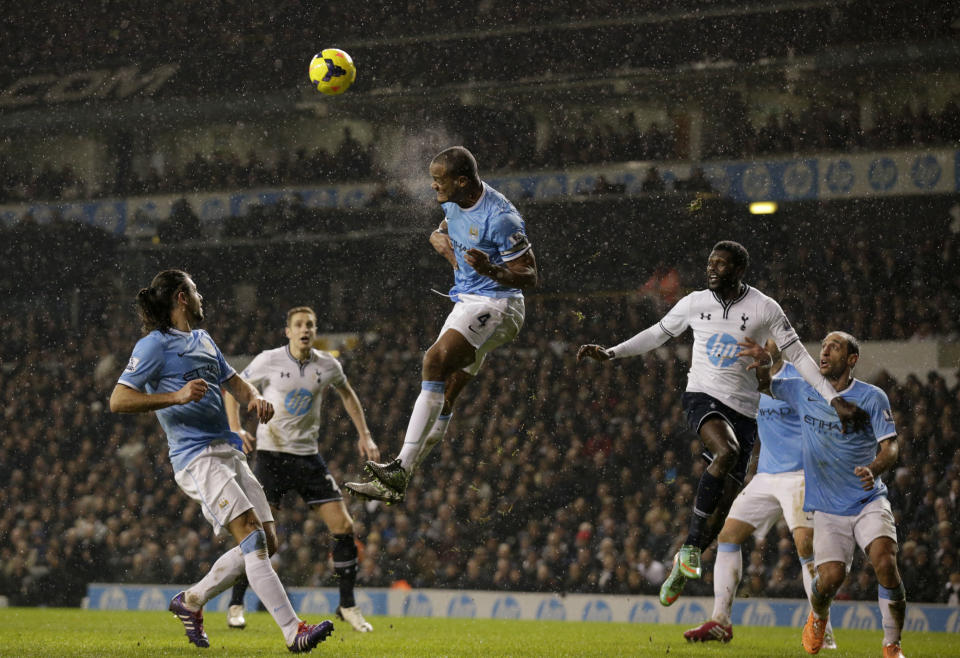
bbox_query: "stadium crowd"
[4,92,960,205]
[1,197,959,607]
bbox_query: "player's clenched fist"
[178,378,208,404]
[248,396,274,423]
[577,344,612,362]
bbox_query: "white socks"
[398,381,445,471]
[184,546,244,610]
[801,556,814,603]
[413,413,452,472]
[712,542,741,625]
[240,530,300,645]
[879,582,906,646]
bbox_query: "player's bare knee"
[422,346,455,379]
[819,563,845,591]
[422,348,442,374]
[229,510,263,543]
[330,517,354,535]
[712,443,739,472]
[872,553,900,584]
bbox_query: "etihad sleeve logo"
[124,357,140,372]
[882,408,893,423]
[218,497,230,509]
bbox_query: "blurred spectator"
[640,166,665,194]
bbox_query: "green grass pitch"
[0,608,954,656]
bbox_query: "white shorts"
[174,442,274,538]
[727,470,813,538]
[813,497,898,569]
[438,294,524,376]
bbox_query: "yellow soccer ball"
[309,49,356,95]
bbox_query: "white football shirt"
[242,345,346,455]
[659,285,801,418]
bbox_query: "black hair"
[431,146,480,183]
[712,240,750,271]
[136,269,190,334]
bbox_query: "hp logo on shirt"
[284,388,315,416]
[706,333,741,367]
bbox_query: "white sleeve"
[607,323,671,359]
[780,340,838,403]
[608,294,689,359]
[761,299,838,403]
[241,352,270,390]
[327,356,347,388]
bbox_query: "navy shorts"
[253,450,343,507]
[681,392,758,485]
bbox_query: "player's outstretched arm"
[109,380,207,413]
[430,220,458,270]
[223,374,274,424]
[581,322,674,364]
[854,436,899,490]
[335,381,380,461]
[465,249,538,289]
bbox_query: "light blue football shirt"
[118,328,241,472]
[756,362,803,474]
[771,376,897,516]
[443,182,532,301]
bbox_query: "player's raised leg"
[677,415,746,578]
[348,326,480,504]
[413,369,471,471]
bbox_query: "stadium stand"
[2,0,960,614]
[1,195,959,606]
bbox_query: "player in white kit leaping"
[577,241,868,607]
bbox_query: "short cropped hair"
[431,146,480,183]
[712,240,750,271]
[286,306,317,326]
[831,331,861,357]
